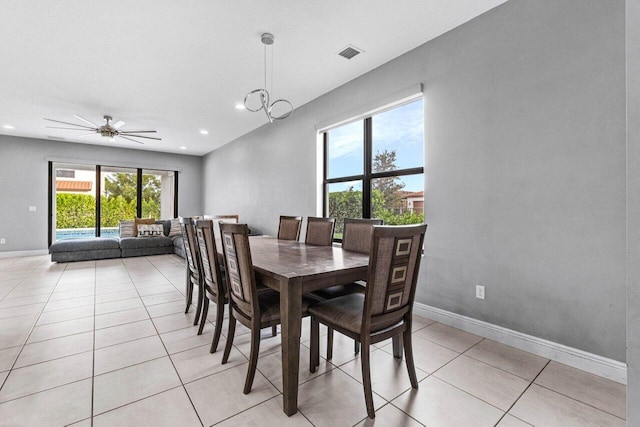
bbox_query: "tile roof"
[56,180,93,192]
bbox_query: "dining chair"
[304,217,336,246]
[194,219,228,350]
[220,222,314,394]
[314,218,384,357]
[277,215,303,240]
[214,214,239,223]
[309,223,427,418]
[179,217,204,329]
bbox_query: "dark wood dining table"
[245,235,370,416]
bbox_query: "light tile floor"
[0,254,627,426]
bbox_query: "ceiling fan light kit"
[44,115,161,145]
[243,32,293,123]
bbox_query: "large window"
[324,98,424,240]
[49,162,178,244]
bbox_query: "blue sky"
[327,99,424,192]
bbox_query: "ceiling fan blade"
[118,130,157,134]
[118,135,144,144]
[73,115,99,128]
[43,118,95,129]
[46,126,97,131]
[113,120,125,129]
[118,134,161,141]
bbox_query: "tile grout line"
[120,256,206,427]
[0,260,71,393]
[490,358,551,426]
[90,260,99,427]
[533,382,627,422]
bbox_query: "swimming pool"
[55,228,119,240]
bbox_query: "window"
[324,98,424,240]
[49,162,178,244]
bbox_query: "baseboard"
[0,249,49,259]
[414,302,627,385]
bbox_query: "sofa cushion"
[119,236,173,250]
[50,237,120,253]
[137,224,165,237]
[169,218,181,237]
[134,218,155,237]
[155,220,171,236]
[119,220,135,238]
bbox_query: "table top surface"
[247,235,369,279]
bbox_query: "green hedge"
[56,193,160,229]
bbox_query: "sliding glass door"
[53,163,97,240]
[100,166,138,237]
[49,162,178,244]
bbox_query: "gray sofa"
[50,220,186,262]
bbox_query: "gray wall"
[0,135,203,252]
[627,0,639,422]
[203,0,627,361]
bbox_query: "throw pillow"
[169,218,182,237]
[119,220,135,238]
[137,224,165,237]
[134,218,155,237]
[155,220,171,236]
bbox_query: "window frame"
[48,162,179,247]
[322,98,425,241]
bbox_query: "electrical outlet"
[476,284,485,300]
[0,238,5,245]
[29,206,36,212]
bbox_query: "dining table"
[241,235,370,416]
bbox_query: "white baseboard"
[414,302,627,385]
[0,250,49,259]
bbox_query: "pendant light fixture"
[243,33,293,123]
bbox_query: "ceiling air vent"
[338,45,362,60]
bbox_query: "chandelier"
[243,33,293,122]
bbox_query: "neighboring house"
[55,169,95,194]
[400,191,424,214]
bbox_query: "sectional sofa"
[49,219,185,262]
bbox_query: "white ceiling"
[0,0,508,156]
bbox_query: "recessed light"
[2,124,15,130]
[180,146,187,150]
[235,104,246,110]
[199,129,209,135]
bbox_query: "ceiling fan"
[44,115,161,144]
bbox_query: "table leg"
[280,277,302,416]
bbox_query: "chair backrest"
[342,218,384,254]
[220,223,259,320]
[363,224,427,333]
[305,217,336,246]
[194,219,226,299]
[214,214,239,223]
[277,215,303,240]
[209,215,239,239]
[179,217,200,276]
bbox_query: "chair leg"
[310,316,319,373]
[271,325,277,337]
[392,335,403,359]
[360,339,375,419]
[193,281,204,326]
[403,330,419,389]
[244,324,261,394]
[197,297,209,335]
[184,268,192,313]
[210,298,225,353]
[326,328,334,360]
[354,339,360,354]
[222,311,236,364]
